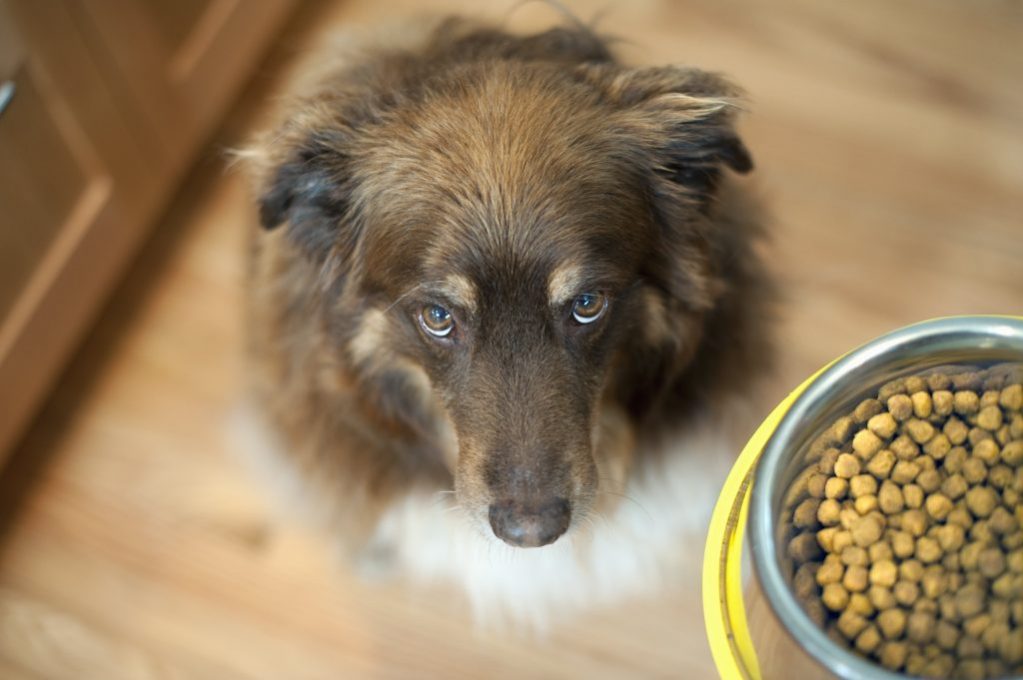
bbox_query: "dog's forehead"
[359,67,643,232]
[356,65,653,302]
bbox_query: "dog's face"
[255,56,751,548]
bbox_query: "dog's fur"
[241,17,772,626]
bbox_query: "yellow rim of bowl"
[701,364,829,680]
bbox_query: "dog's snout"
[488,497,571,548]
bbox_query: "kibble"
[934,390,955,417]
[974,439,1001,466]
[793,498,821,529]
[844,564,870,593]
[870,559,898,588]
[890,530,915,559]
[924,434,952,460]
[906,419,936,445]
[891,460,921,485]
[868,412,899,440]
[903,509,928,537]
[963,457,988,485]
[978,406,1004,432]
[855,398,884,424]
[817,498,841,527]
[841,545,869,567]
[966,486,998,518]
[908,611,936,644]
[869,540,894,564]
[866,450,896,480]
[817,527,839,552]
[917,469,942,494]
[854,494,879,515]
[832,530,853,554]
[941,474,969,501]
[979,548,1007,579]
[856,624,883,654]
[838,609,870,639]
[1001,384,1023,411]
[925,493,954,521]
[895,579,921,607]
[878,481,904,514]
[916,536,943,564]
[782,364,1023,677]
[1003,441,1023,467]
[922,569,946,599]
[971,428,992,447]
[825,476,849,500]
[936,524,966,552]
[903,484,924,509]
[891,435,920,461]
[899,558,925,582]
[957,585,987,618]
[835,453,861,479]
[853,430,884,459]
[982,389,1003,408]
[878,608,907,639]
[849,514,883,547]
[944,416,969,445]
[912,392,934,419]
[955,391,981,415]
[879,641,908,670]
[888,394,914,421]
[946,446,968,474]
[789,532,823,562]
[823,583,850,612]
[839,507,860,530]
[850,474,878,499]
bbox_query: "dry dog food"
[783,364,1023,679]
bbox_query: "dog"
[240,16,772,628]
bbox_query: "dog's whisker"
[595,489,653,522]
[425,492,454,509]
[431,489,456,499]
[595,472,628,488]
[381,288,418,315]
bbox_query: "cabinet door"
[70,0,296,175]
[0,0,294,459]
[0,0,145,460]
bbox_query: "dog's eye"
[571,293,607,324]
[420,304,454,338]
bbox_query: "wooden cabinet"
[0,0,295,461]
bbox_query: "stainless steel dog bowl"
[704,316,1023,679]
[752,316,1023,678]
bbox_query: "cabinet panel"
[0,67,90,319]
[9,1,156,211]
[0,0,123,461]
[144,0,210,54]
[72,0,295,175]
[0,77,117,465]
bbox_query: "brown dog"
[241,16,771,625]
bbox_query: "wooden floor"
[2,1,1021,678]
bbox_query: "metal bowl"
[749,316,1023,679]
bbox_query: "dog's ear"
[579,64,754,313]
[579,64,752,199]
[253,129,358,263]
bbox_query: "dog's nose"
[488,497,571,548]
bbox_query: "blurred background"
[0,0,1020,678]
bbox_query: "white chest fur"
[232,400,746,630]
